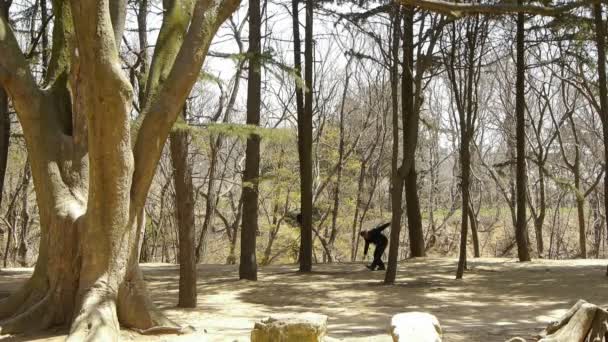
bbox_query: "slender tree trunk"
[240,0,261,280]
[574,172,587,259]
[295,0,314,272]
[427,138,439,248]
[328,59,352,262]
[385,5,403,284]
[226,193,244,265]
[592,192,603,258]
[3,161,27,267]
[535,162,545,256]
[401,6,425,259]
[456,63,475,279]
[136,0,149,105]
[262,205,281,265]
[593,3,608,274]
[515,2,531,262]
[351,160,365,261]
[40,0,49,73]
[169,108,197,308]
[196,137,219,263]
[0,0,11,228]
[405,164,425,257]
[16,162,30,267]
[468,202,480,258]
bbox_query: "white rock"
[251,312,328,342]
[390,312,442,342]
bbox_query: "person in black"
[360,222,390,271]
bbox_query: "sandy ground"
[1,257,607,341]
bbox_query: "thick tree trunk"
[0,0,240,339]
[170,109,197,308]
[515,2,531,262]
[240,0,261,281]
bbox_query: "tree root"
[118,265,185,331]
[134,325,195,335]
[0,289,53,334]
[539,299,608,342]
[0,283,31,320]
[1,265,193,341]
[66,282,121,342]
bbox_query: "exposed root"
[0,290,52,335]
[134,325,195,335]
[539,299,608,342]
[117,265,186,333]
[2,262,192,341]
[0,283,31,319]
[0,271,52,319]
[66,286,120,342]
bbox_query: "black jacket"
[363,222,390,255]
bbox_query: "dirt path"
[1,257,607,341]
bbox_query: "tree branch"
[398,0,592,17]
[0,14,42,121]
[131,0,241,211]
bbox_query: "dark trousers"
[371,238,387,269]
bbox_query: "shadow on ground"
[1,258,607,341]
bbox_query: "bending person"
[360,222,390,271]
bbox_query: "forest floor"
[1,257,607,341]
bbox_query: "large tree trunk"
[170,109,197,308]
[515,0,531,262]
[240,0,261,281]
[0,0,239,339]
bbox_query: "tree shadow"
[1,259,607,341]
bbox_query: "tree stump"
[539,299,608,342]
[390,312,442,342]
[251,312,328,342]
